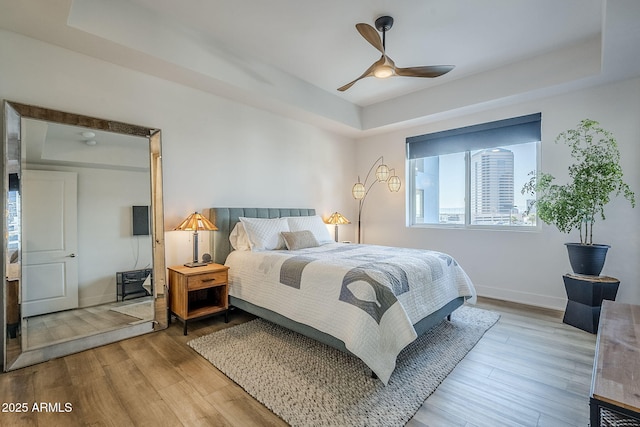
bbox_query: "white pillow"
[229,222,251,251]
[286,215,333,245]
[239,217,290,251]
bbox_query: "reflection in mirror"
[2,101,167,371]
[4,104,22,367]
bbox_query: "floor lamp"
[352,156,401,243]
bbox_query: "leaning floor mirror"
[1,101,167,371]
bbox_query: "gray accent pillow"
[281,230,319,250]
[286,215,333,244]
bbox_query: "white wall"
[355,77,640,308]
[0,30,356,277]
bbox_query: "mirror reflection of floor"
[5,332,21,365]
[22,296,153,350]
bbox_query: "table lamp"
[325,212,351,242]
[174,212,218,267]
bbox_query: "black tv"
[132,205,149,236]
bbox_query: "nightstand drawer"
[187,271,227,290]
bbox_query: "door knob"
[67,253,76,258]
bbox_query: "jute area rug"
[188,305,499,427]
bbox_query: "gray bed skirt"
[229,295,465,356]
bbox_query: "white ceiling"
[125,0,603,106]
[1,0,639,136]
[23,119,149,170]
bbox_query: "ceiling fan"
[337,16,454,92]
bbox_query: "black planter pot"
[565,243,610,276]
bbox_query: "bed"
[209,207,476,384]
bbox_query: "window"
[407,113,540,228]
[7,174,21,251]
[415,189,424,219]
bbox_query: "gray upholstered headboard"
[208,208,316,264]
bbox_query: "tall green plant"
[522,119,635,244]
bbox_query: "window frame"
[406,114,542,231]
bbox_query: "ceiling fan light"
[373,64,394,79]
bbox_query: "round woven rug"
[188,305,499,427]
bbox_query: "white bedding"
[225,242,476,384]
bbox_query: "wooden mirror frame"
[1,100,167,371]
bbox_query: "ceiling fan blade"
[395,65,455,78]
[337,57,384,91]
[355,23,385,54]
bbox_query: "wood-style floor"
[5,297,154,366]
[411,298,596,427]
[24,297,154,349]
[0,297,596,427]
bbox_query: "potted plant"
[522,119,635,276]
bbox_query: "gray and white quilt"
[225,242,476,384]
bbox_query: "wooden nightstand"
[168,263,229,335]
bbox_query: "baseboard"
[474,284,566,311]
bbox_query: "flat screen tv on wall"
[132,205,149,236]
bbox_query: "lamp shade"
[352,182,366,199]
[173,212,218,231]
[326,212,351,225]
[388,175,401,192]
[375,163,390,181]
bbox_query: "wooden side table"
[168,263,229,335]
[590,300,640,426]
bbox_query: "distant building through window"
[471,148,514,225]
